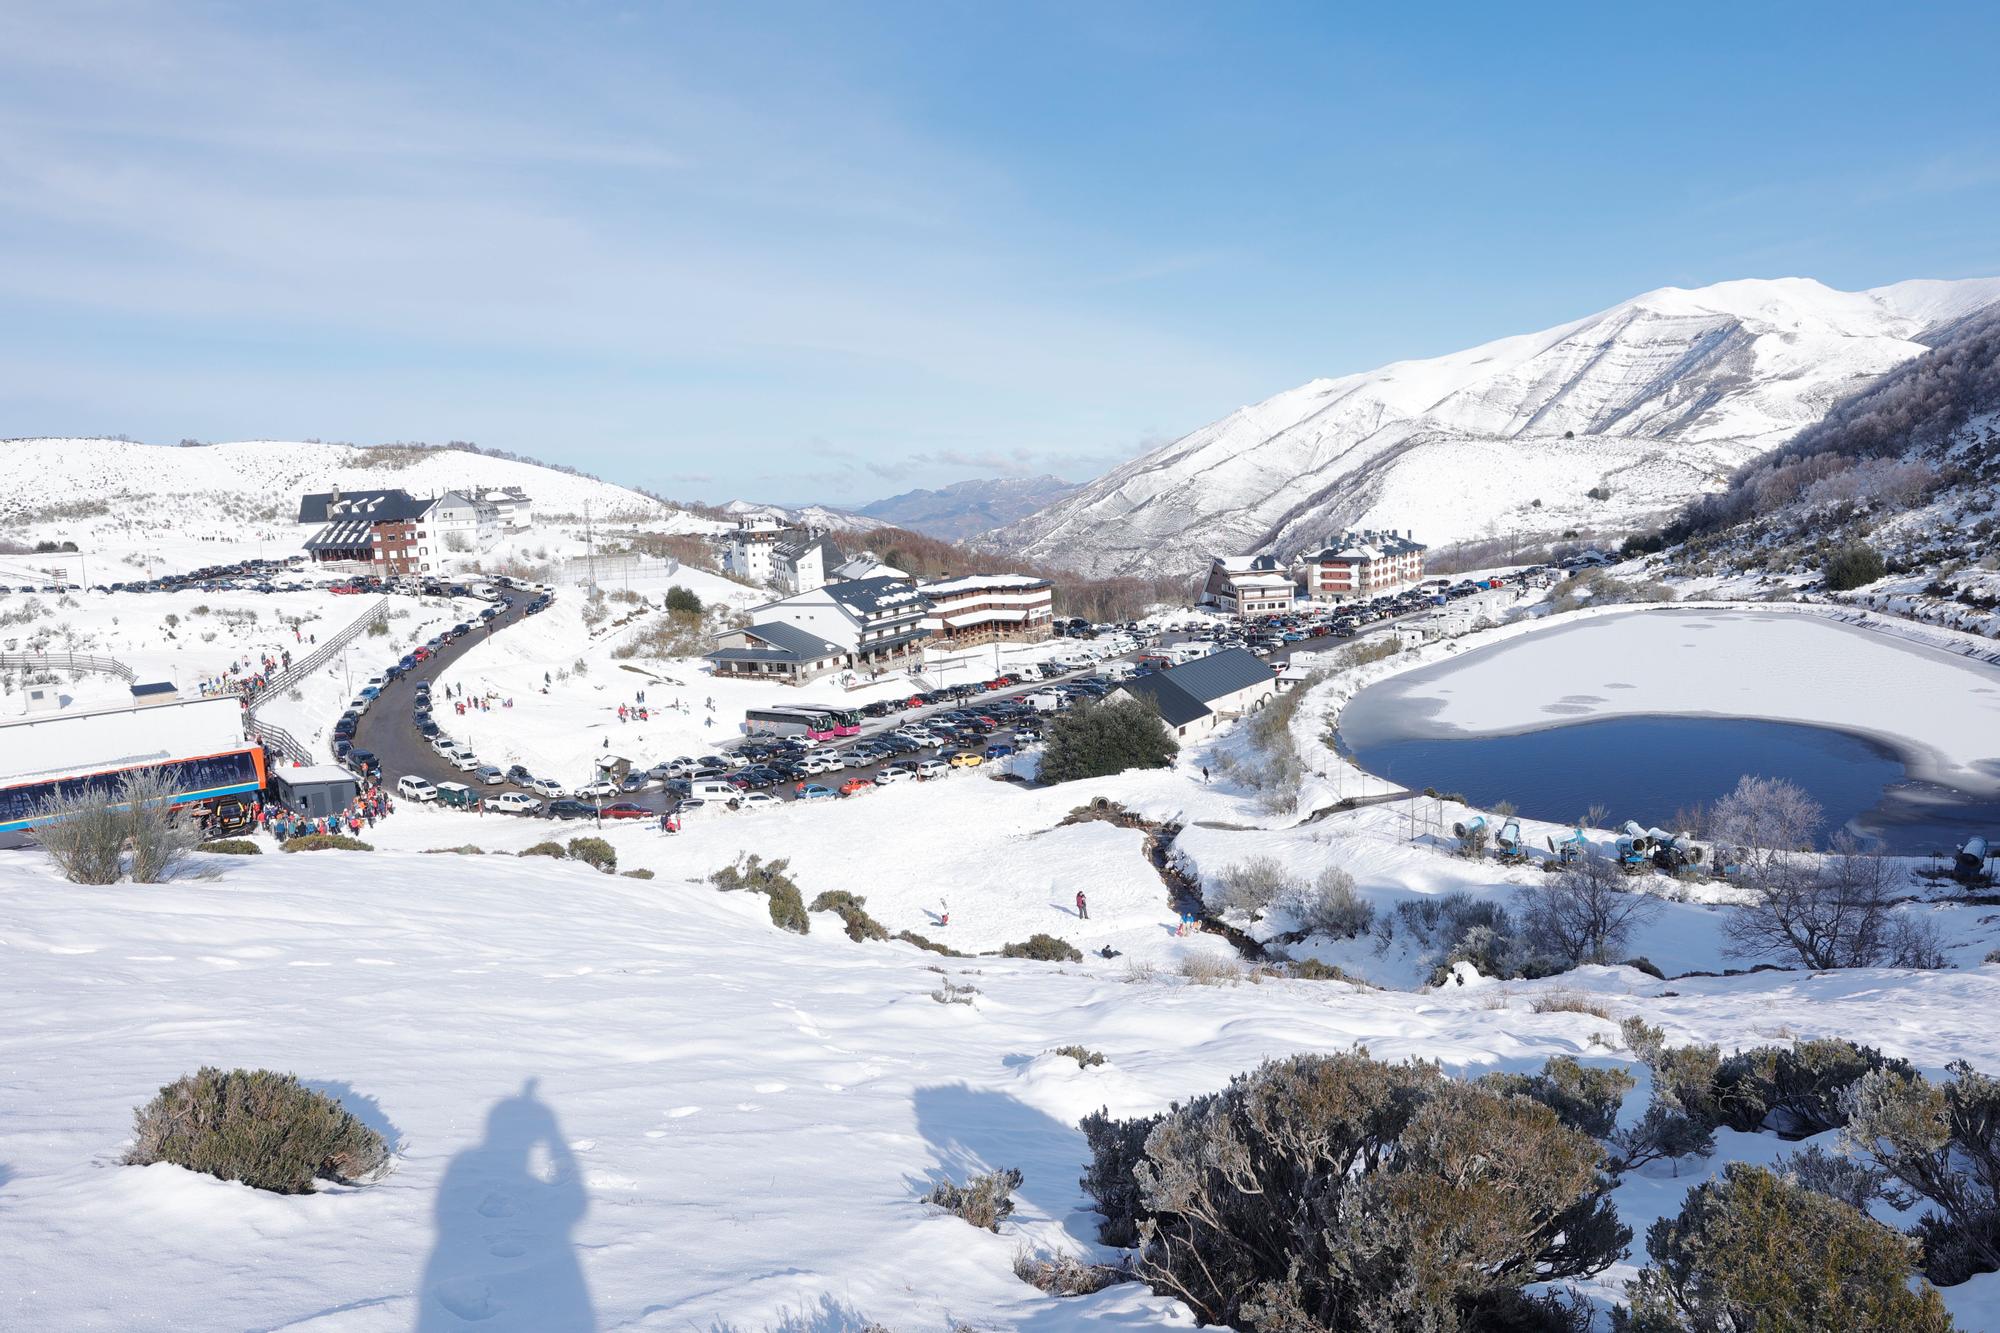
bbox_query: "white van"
[397,775,438,802]
[690,779,740,803]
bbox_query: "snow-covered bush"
[1087,1051,1627,1327]
[1478,1055,1635,1139]
[281,833,373,852]
[1049,1045,1104,1068]
[199,838,261,855]
[31,768,198,885]
[1778,1142,1888,1212]
[1274,865,1373,939]
[126,1068,387,1195]
[809,890,887,942]
[564,836,616,873]
[1208,855,1289,918]
[1390,892,1558,984]
[1001,933,1083,963]
[520,840,566,858]
[1617,1165,1952,1332]
[711,854,808,934]
[1845,1059,2000,1285]
[924,1167,1021,1232]
[1012,1247,1131,1296]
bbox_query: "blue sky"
[2,1,1997,506]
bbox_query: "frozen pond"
[1338,609,2000,851]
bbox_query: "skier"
[1075,889,1089,921]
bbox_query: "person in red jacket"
[1075,889,1089,920]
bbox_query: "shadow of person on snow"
[415,1078,595,1332]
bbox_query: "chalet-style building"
[481,486,534,529]
[918,574,1054,646]
[1111,647,1278,740]
[1197,554,1298,617]
[771,532,843,596]
[703,622,849,684]
[427,490,501,551]
[721,519,787,583]
[723,576,932,673]
[301,490,439,574]
[1293,529,1427,601]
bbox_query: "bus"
[0,744,268,833]
[741,705,865,740]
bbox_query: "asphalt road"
[352,595,533,796]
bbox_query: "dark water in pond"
[1339,713,1999,855]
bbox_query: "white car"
[450,752,483,772]
[396,775,438,802]
[798,754,839,776]
[736,791,782,812]
[430,737,463,758]
[488,791,543,815]
[837,751,871,770]
[526,776,566,799]
[664,757,698,777]
[914,758,950,779]
[576,779,616,799]
[873,764,915,785]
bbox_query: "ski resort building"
[720,519,787,584]
[301,490,438,574]
[426,491,501,552]
[771,532,843,596]
[732,577,933,671]
[917,574,1055,646]
[480,486,534,530]
[1197,555,1298,617]
[701,623,850,684]
[1110,646,1277,740]
[1293,530,1427,601]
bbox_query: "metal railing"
[0,650,137,682]
[246,715,312,767]
[242,596,390,763]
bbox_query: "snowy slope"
[719,498,894,533]
[989,276,2000,576]
[0,439,677,532]
[858,475,1080,540]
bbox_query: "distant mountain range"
[987,276,2000,577]
[856,475,1079,540]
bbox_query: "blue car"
[795,784,837,802]
[983,743,1014,760]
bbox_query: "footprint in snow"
[667,1105,700,1118]
[753,1081,786,1094]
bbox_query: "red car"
[599,802,652,820]
[838,778,874,797]
[413,646,432,662]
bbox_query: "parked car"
[346,749,381,777]
[488,792,544,815]
[600,802,652,820]
[434,781,479,809]
[525,775,566,799]
[474,765,507,786]
[794,784,837,801]
[576,779,616,799]
[874,764,916,785]
[838,777,874,797]
[914,758,950,779]
[736,791,783,812]
[547,799,596,820]
[948,750,984,769]
[450,752,483,772]
[397,775,438,802]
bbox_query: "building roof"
[304,518,384,551]
[1300,528,1428,562]
[297,489,428,524]
[826,576,929,617]
[773,531,843,565]
[1156,647,1274,704]
[706,621,845,665]
[1216,553,1284,574]
[1115,676,1212,729]
[129,681,177,697]
[277,764,360,788]
[920,573,1053,596]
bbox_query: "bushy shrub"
[1209,855,1290,918]
[1711,1038,1916,1137]
[1078,1107,1158,1247]
[924,1167,1022,1232]
[199,839,261,855]
[422,844,485,855]
[810,890,889,942]
[1001,933,1083,963]
[711,854,808,934]
[1276,865,1374,938]
[1088,1051,1627,1327]
[1844,1059,2000,1284]
[1177,953,1243,985]
[1392,892,1562,985]
[1779,1142,1888,1211]
[1012,1246,1132,1296]
[620,867,655,879]
[1039,696,1177,783]
[1480,1056,1635,1139]
[896,929,961,956]
[1530,990,1614,1019]
[1050,1045,1105,1068]
[126,1068,388,1195]
[1616,1165,1953,1331]
[281,833,373,852]
[663,584,703,615]
[1608,1105,1716,1174]
[32,768,198,884]
[1824,543,1887,591]
[520,840,567,858]
[564,836,616,873]
[1522,854,1661,967]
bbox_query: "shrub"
[199,839,261,855]
[1530,990,1614,1020]
[520,841,567,858]
[1608,1105,1716,1174]
[620,868,655,879]
[896,929,962,957]
[281,834,373,852]
[1392,892,1560,985]
[1177,953,1243,985]
[1779,1142,1888,1211]
[1480,1056,1636,1139]
[1284,958,1361,983]
[1844,1059,2000,1284]
[1276,865,1374,938]
[1079,1107,1157,1247]
[1522,854,1661,967]
[1050,1045,1105,1068]
[810,890,889,942]
[1038,696,1178,783]
[1001,933,1082,963]
[1621,956,1666,979]
[1012,1246,1132,1296]
[925,1167,1023,1232]
[711,854,808,934]
[32,768,198,884]
[1616,1165,1953,1331]
[664,584,703,615]
[562,836,616,873]
[1710,1038,1916,1137]
[1824,543,1887,591]
[422,844,485,855]
[931,979,979,1005]
[126,1068,388,1195]
[1101,1052,1626,1327]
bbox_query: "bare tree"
[1523,853,1661,966]
[1723,834,1903,970]
[1710,775,1822,874]
[122,768,201,883]
[29,768,199,885]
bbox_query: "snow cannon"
[1548,827,1590,864]
[1613,835,1652,871]
[1620,820,1655,853]
[1651,830,1706,871]
[1496,818,1526,863]
[1452,815,1488,840]
[1957,836,1991,880]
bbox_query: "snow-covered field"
[1338,606,2000,797]
[4,803,1999,1330]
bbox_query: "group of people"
[194,648,292,702]
[246,784,396,842]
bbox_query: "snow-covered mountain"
[857,475,1079,540]
[719,498,894,533]
[989,277,2000,577]
[0,438,677,530]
